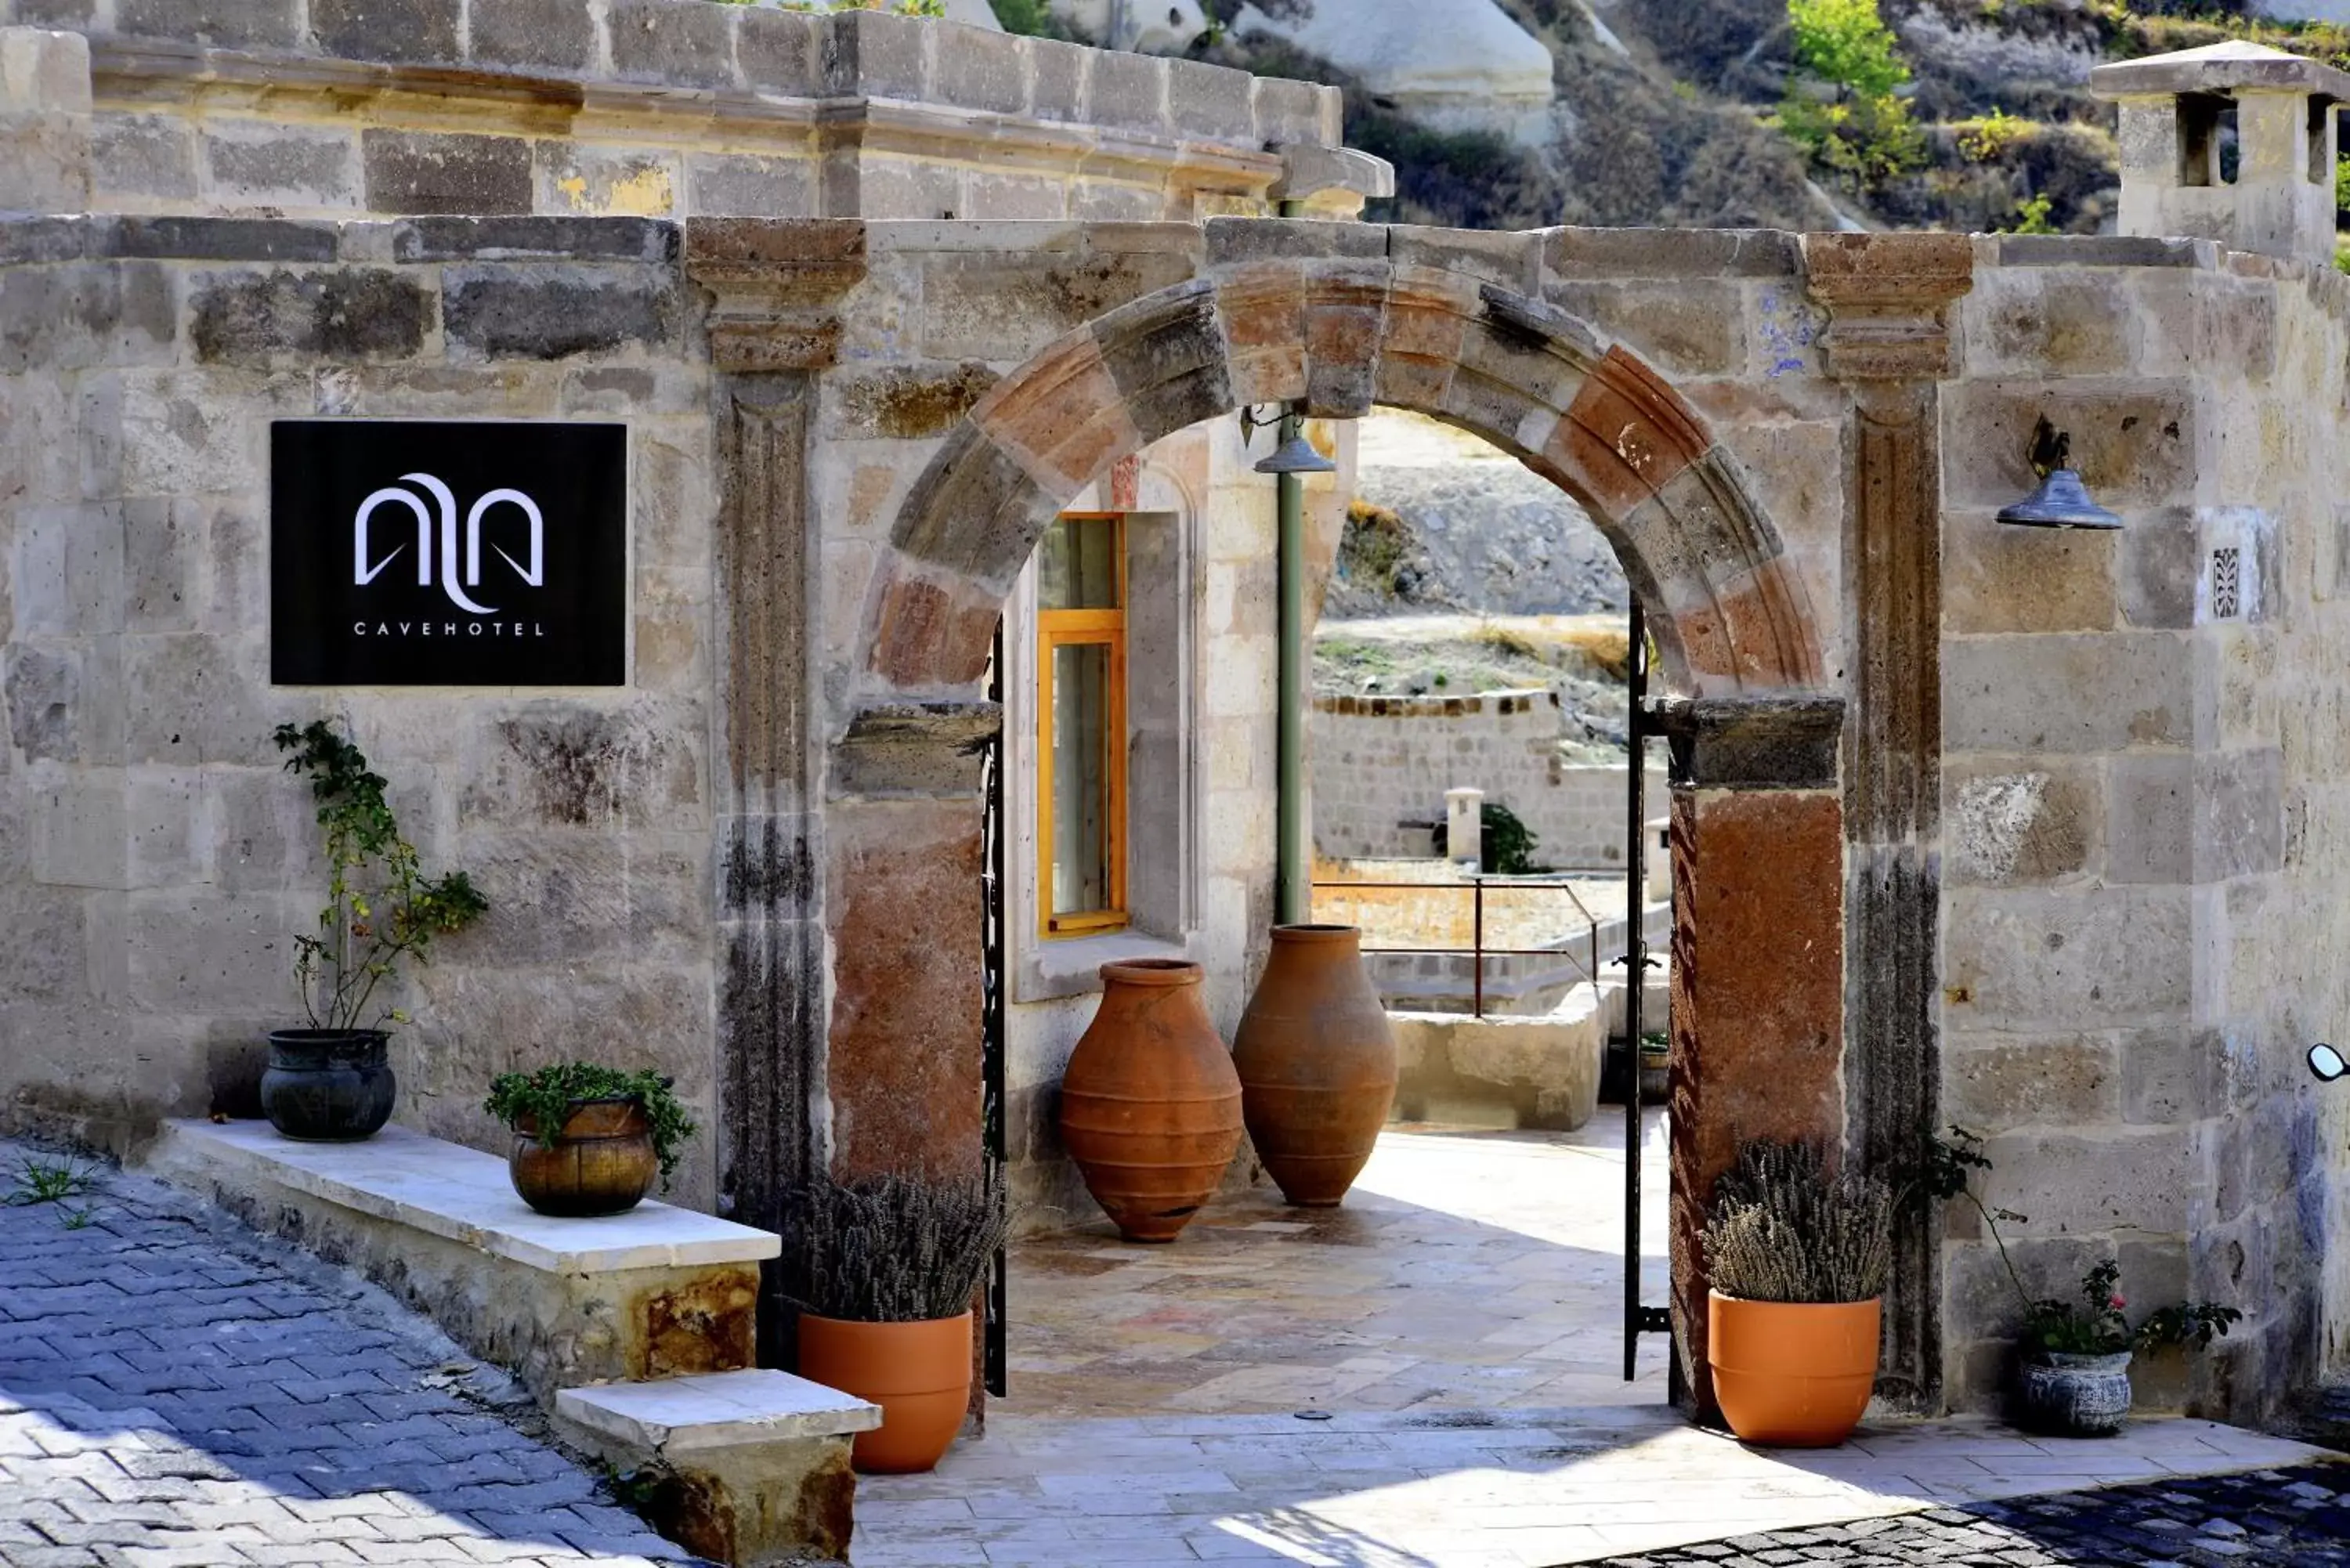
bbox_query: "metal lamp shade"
[1996,468,2122,530]
[1253,434,1336,476]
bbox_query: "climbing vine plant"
[274,721,487,1033]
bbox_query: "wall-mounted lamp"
[1238,403,1335,476]
[1997,417,2121,530]
[2311,1042,2345,1082]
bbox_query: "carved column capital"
[1802,232,1975,381]
[686,219,869,373]
[1652,695,1846,791]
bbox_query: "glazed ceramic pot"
[1059,959,1244,1244]
[1232,926,1397,1207]
[799,1310,972,1473]
[508,1097,659,1218]
[261,1029,396,1142]
[2016,1350,2132,1438]
[1708,1291,1882,1447]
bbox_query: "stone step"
[148,1118,779,1404]
[555,1372,881,1566]
[556,1368,880,1453]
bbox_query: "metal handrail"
[1310,873,1610,1017]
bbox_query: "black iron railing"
[1309,873,1611,1019]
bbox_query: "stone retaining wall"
[1311,688,1666,866]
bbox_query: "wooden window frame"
[1037,515,1129,938]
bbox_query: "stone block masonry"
[1312,688,1667,868]
[6,1,1343,223]
[0,212,727,1212]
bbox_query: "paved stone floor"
[1000,1118,1672,1418]
[0,1139,692,1567]
[853,1409,2331,1566]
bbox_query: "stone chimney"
[2091,40,2350,266]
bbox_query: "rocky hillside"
[1177,2,2350,236]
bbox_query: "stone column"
[1659,697,1846,1424]
[688,222,870,1355]
[1804,231,1973,1413]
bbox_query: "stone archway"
[833,223,1848,1417]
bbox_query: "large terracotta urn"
[1059,959,1244,1243]
[1232,925,1397,1207]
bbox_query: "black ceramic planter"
[2016,1350,2133,1437]
[261,1029,396,1141]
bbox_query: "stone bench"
[1388,985,1605,1129]
[556,1371,880,1566]
[148,1119,779,1406]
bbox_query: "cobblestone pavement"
[0,1140,696,1568]
[1593,1463,2350,1566]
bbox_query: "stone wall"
[1936,233,2350,1425]
[0,211,726,1207]
[1311,688,1666,867]
[1,0,1341,222]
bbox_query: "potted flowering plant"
[263,721,486,1141]
[484,1064,697,1218]
[1928,1127,2242,1437]
[2016,1259,2242,1437]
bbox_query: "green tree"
[1788,0,1908,97]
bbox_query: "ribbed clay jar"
[1059,959,1243,1243]
[1232,925,1397,1207]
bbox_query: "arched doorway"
[832,230,1846,1417]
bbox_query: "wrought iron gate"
[1623,598,1672,1382]
[982,621,1008,1396]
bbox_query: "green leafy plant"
[1777,0,1925,193]
[1704,1140,1893,1305]
[1927,1126,2243,1363]
[274,721,486,1033]
[1431,800,1542,876]
[714,0,945,12]
[989,0,1069,34]
[8,1154,98,1206]
[2001,192,2059,236]
[484,1064,699,1186]
[786,1172,1009,1323]
[1956,107,2031,165]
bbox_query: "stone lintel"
[833,699,1001,799]
[1653,695,1844,791]
[1802,232,1975,381]
[2091,40,2350,106]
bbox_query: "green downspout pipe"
[1274,196,1308,928]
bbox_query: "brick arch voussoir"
[875,256,1828,703]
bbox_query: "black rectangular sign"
[271,421,627,686]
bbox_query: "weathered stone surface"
[1963,269,2136,377]
[935,24,1029,114]
[309,0,461,63]
[1943,508,2119,635]
[189,268,432,365]
[395,215,678,263]
[91,113,196,201]
[833,701,999,799]
[822,8,929,98]
[362,130,533,216]
[1942,382,2195,511]
[204,125,358,208]
[1549,280,1746,378]
[109,215,337,261]
[1653,695,1843,789]
[443,264,681,359]
[0,260,174,374]
[1389,995,1603,1131]
[833,361,998,439]
[1978,1125,2191,1236]
[460,704,704,830]
[1943,886,2192,1028]
[1545,226,1801,280]
[4,645,90,763]
[609,0,739,89]
[823,800,986,1180]
[686,151,816,218]
[1943,634,2193,753]
[112,0,298,48]
[1945,764,2095,886]
[1945,1036,2120,1130]
[1668,786,1844,1418]
[736,5,819,94]
[468,0,600,73]
[919,249,1195,361]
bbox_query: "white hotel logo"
[354,472,543,615]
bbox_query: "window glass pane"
[1039,516,1120,610]
[1050,640,1114,919]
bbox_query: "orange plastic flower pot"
[1707,1292,1882,1448]
[797,1310,973,1474]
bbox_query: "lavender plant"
[1703,1140,1893,1305]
